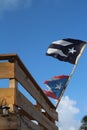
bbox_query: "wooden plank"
[19,109,45,130]
[0,88,15,106]
[0,114,18,130]
[0,53,17,61]
[15,90,58,130]
[19,109,34,120]
[0,62,14,79]
[18,115,44,130]
[15,63,58,121]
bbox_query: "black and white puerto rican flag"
[46,38,86,64]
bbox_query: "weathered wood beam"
[18,115,44,130]
[15,62,58,121]
[0,62,14,79]
[0,53,17,61]
[18,109,34,120]
[15,89,58,130]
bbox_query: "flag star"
[55,83,62,89]
[68,47,76,54]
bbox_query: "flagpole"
[55,64,79,109]
[55,66,75,109]
[70,44,87,78]
[56,44,87,109]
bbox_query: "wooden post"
[9,78,18,88]
[9,79,18,113]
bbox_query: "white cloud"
[56,96,81,130]
[0,0,32,12]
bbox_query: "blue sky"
[0,0,87,130]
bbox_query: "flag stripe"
[46,48,68,57]
[63,38,85,44]
[52,40,72,46]
[43,90,58,99]
[53,75,69,79]
[44,75,69,84]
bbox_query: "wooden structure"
[0,54,58,130]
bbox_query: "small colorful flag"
[43,75,69,99]
[46,38,86,64]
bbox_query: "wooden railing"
[0,53,58,130]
